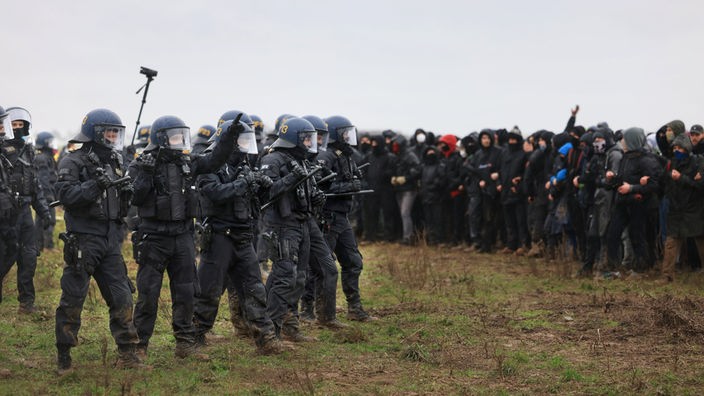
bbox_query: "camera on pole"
[131,66,158,146]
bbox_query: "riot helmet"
[136,124,151,146]
[147,115,191,151]
[210,119,258,155]
[6,106,32,138]
[35,131,56,150]
[218,110,253,128]
[325,115,357,146]
[271,117,317,154]
[302,115,329,151]
[71,108,125,150]
[193,124,216,146]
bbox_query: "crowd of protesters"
[356,107,704,282]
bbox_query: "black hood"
[478,129,495,150]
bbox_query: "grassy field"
[1,219,704,395]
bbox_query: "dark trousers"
[503,201,530,250]
[134,232,198,345]
[193,232,273,340]
[423,201,444,245]
[55,227,138,348]
[0,205,37,306]
[301,218,339,321]
[607,201,649,270]
[362,190,397,241]
[36,206,56,249]
[467,195,482,246]
[265,222,310,331]
[323,212,364,308]
[480,195,501,252]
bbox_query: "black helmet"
[137,124,151,145]
[193,124,216,146]
[6,106,32,137]
[302,115,329,151]
[218,110,253,128]
[249,114,264,133]
[35,131,55,149]
[274,114,296,134]
[146,115,191,151]
[271,117,317,153]
[209,119,258,154]
[325,115,357,146]
[72,108,125,150]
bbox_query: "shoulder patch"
[59,168,72,175]
[260,164,270,170]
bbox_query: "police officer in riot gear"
[260,117,330,341]
[35,131,59,250]
[318,115,376,321]
[298,115,345,328]
[54,109,143,375]
[129,114,237,360]
[0,105,21,304]
[0,106,51,313]
[193,119,290,354]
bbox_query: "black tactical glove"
[290,161,307,180]
[41,213,52,230]
[96,173,112,190]
[351,178,362,192]
[140,153,156,174]
[227,113,245,136]
[311,188,326,207]
[256,172,273,189]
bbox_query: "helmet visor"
[0,116,14,140]
[162,127,191,151]
[94,125,125,150]
[317,131,329,151]
[237,131,259,154]
[299,131,318,153]
[338,126,358,146]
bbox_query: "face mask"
[538,142,547,151]
[416,134,426,144]
[673,150,688,160]
[459,148,467,158]
[440,145,450,153]
[508,142,520,151]
[593,140,606,154]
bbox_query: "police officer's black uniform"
[0,107,50,313]
[193,120,286,353]
[129,115,235,358]
[54,108,142,374]
[316,116,375,321]
[260,117,329,340]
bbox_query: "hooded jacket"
[664,134,704,237]
[392,135,421,192]
[419,147,447,204]
[465,130,502,198]
[438,134,464,198]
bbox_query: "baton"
[49,176,132,207]
[325,189,375,198]
[260,166,323,211]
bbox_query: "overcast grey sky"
[3,0,703,143]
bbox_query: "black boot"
[56,344,73,376]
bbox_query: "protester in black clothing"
[498,127,529,255]
[419,146,447,245]
[362,135,397,241]
[465,130,502,253]
[390,134,421,244]
[690,124,704,155]
[605,127,663,273]
[437,134,465,245]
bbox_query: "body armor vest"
[138,157,199,221]
[199,163,253,223]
